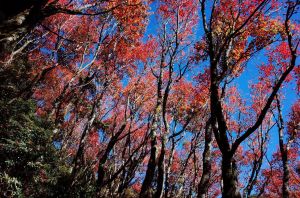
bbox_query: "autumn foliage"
[0,0,299,197]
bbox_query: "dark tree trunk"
[71,102,97,179]
[96,123,127,190]
[197,120,212,198]
[222,156,241,198]
[280,143,290,198]
[243,153,263,198]
[155,137,166,198]
[140,134,158,198]
[243,128,267,198]
[140,58,164,198]
[276,97,290,198]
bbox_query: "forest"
[0,0,299,197]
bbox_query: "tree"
[0,0,148,57]
[0,55,71,197]
[139,1,198,197]
[197,0,299,197]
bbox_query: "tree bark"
[197,119,212,198]
[140,133,158,198]
[155,136,166,198]
[71,102,97,179]
[140,53,164,198]
[276,97,290,198]
[243,126,268,198]
[222,156,241,198]
[165,139,176,198]
[96,123,127,190]
[243,151,263,198]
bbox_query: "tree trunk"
[155,136,166,198]
[165,139,175,198]
[140,133,158,198]
[280,145,290,198]
[140,112,160,197]
[71,102,97,179]
[140,57,164,198]
[243,155,263,198]
[222,156,241,198]
[96,123,127,190]
[277,97,290,198]
[243,128,266,198]
[197,120,212,198]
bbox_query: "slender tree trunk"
[276,97,290,198]
[165,139,176,198]
[155,136,166,198]
[197,120,212,198]
[67,101,97,196]
[244,127,266,198]
[279,142,290,198]
[71,102,97,179]
[96,123,127,190]
[243,155,263,198]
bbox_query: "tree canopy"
[0,0,299,197]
